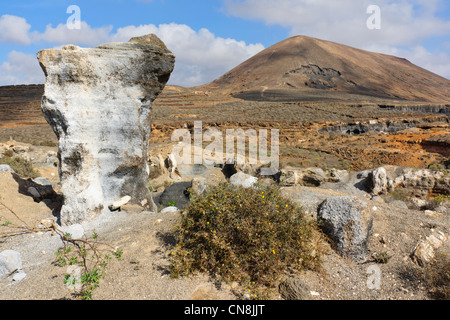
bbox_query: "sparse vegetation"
[372,251,391,264]
[168,183,322,299]
[433,194,450,204]
[55,231,123,300]
[0,152,40,178]
[399,252,449,300]
[424,253,450,300]
[32,140,57,147]
[0,200,122,300]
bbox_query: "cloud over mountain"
[0,15,264,87]
[223,0,450,78]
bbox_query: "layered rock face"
[37,34,175,225]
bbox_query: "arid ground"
[0,36,449,301]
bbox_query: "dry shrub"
[399,252,449,300]
[0,153,40,178]
[168,183,322,299]
[424,253,450,300]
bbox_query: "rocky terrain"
[0,35,449,301]
[0,138,448,300]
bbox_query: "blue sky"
[0,0,449,86]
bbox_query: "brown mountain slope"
[200,35,450,103]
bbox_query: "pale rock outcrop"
[368,167,388,195]
[37,34,175,225]
[280,167,342,187]
[411,230,447,267]
[365,165,450,199]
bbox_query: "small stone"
[411,240,434,267]
[33,177,52,187]
[0,250,22,279]
[297,168,326,186]
[12,270,26,282]
[27,186,41,199]
[0,165,14,172]
[280,170,297,186]
[369,167,388,195]
[108,196,132,211]
[229,172,258,188]
[424,210,442,218]
[160,206,179,214]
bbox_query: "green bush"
[168,183,322,299]
[0,154,40,178]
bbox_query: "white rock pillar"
[37,34,175,225]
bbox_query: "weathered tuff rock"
[411,230,447,267]
[37,34,175,225]
[279,167,343,187]
[366,165,450,198]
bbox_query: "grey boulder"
[318,196,373,263]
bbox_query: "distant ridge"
[200,35,450,103]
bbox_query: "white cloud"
[147,24,264,86]
[0,15,32,45]
[364,44,450,79]
[0,51,44,85]
[100,23,264,86]
[0,19,264,87]
[32,21,114,47]
[223,0,450,47]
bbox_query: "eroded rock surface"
[37,34,175,225]
[318,196,374,263]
